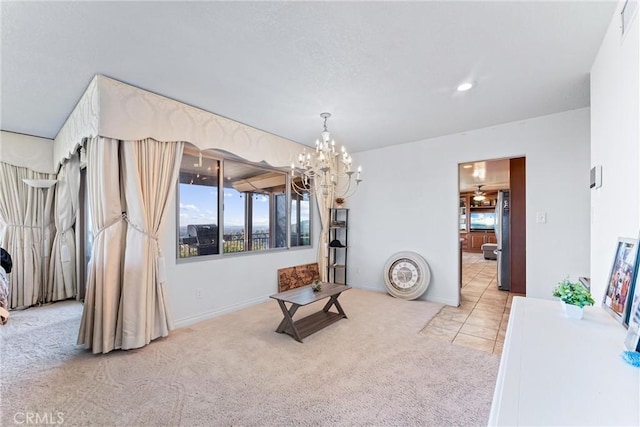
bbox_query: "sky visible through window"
[179,184,270,230]
[179,183,218,231]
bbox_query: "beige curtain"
[78,137,182,354]
[0,162,55,308]
[314,184,334,282]
[77,137,125,354]
[118,139,183,349]
[48,154,81,302]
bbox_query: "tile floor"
[422,251,525,355]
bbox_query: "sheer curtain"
[48,154,81,302]
[0,162,55,308]
[77,137,125,354]
[118,139,183,349]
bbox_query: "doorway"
[458,157,526,300]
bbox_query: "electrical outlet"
[196,288,202,299]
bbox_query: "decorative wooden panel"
[277,263,320,292]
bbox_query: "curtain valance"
[53,75,304,171]
[0,132,55,174]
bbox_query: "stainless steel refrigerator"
[495,190,510,291]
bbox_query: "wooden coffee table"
[270,282,351,342]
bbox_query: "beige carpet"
[0,288,499,426]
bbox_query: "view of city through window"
[178,151,311,258]
[291,192,311,247]
[222,187,271,253]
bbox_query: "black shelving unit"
[327,208,349,285]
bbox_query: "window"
[223,160,287,253]
[178,151,220,258]
[177,149,311,259]
[290,191,310,247]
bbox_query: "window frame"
[177,149,222,260]
[176,149,313,263]
[290,189,311,247]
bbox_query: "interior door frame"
[457,156,527,302]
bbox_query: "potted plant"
[335,197,345,208]
[552,277,594,319]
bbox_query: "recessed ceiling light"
[457,82,474,92]
[463,164,473,169]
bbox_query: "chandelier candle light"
[291,112,362,199]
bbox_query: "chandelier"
[291,112,362,198]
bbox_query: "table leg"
[275,300,303,342]
[322,293,347,318]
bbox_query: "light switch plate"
[536,212,547,224]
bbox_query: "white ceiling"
[1,1,616,153]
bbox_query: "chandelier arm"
[290,171,312,197]
[339,176,362,199]
[335,176,352,199]
[291,186,307,197]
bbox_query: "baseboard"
[424,295,458,307]
[171,286,459,329]
[172,295,271,329]
[350,283,387,294]
[349,283,457,307]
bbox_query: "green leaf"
[552,276,594,308]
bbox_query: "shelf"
[293,311,346,340]
[328,208,348,285]
[460,190,503,235]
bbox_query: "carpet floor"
[1,288,499,426]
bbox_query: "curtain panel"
[48,154,81,302]
[77,137,125,354]
[314,185,334,283]
[119,139,183,349]
[78,137,183,354]
[0,162,55,308]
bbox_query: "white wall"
[160,191,319,327]
[348,108,591,305]
[590,1,640,303]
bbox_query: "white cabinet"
[490,297,640,426]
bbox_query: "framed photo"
[624,292,640,351]
[602,237,639,325]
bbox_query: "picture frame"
[624,292,640,351]
[602,237,639,325]
[624,231,640,351]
